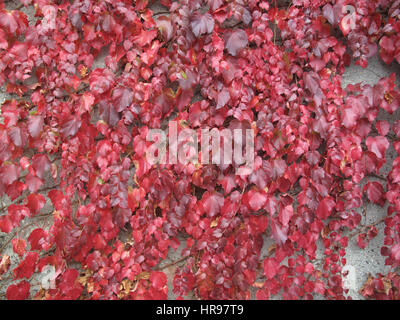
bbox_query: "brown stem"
[368,173,387,182]
[158,255,189,270]
[349,216,387,239]
[0,213,52,254]
[152,11,170,17]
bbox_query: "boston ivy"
[0,0,400,300]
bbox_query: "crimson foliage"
[0,0,400,300]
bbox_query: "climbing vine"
[0,0,400,300]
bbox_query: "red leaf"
[6,281,30,300]
[13,252,38,279]
[156,16,173,41]
[279,204,294,226]
[25,193,46,216]
[0,216,13,233]
[25,173,43,193]
[220,174,236,194]
[9,126,24,147]
[48,190,67,211]
[263,258,279,280]
[31,154,50,179]
[0,10,27,34]
[60,116,81,138]
[28,115,44,138]
[150,271,167,290]
[81,92,95,113]
[270,219,288,245]
[190,13,215,37]
[208,0,224,11]
[217,87,230,109]
[98,100,120,126]
[202,191,224,217]
[366,136,389,159]
[316,197,336,220]
[189,100,209,127]
[357,234,368,249]
[7,204,30,228]
[376,121,390,136]
[322,4,335,24]
[11,238,26,257]
[0,163,19,185]
[112,87,133,112]
[341,106,358,129]
[58,269,83,299]
[224,29,248,56]
[128,187,145,211]
[28,228,47,251]
[314,280,325,295]
[391,244,400,262]
[5,181,25,201]
[244,190,267,212]
[133,29,157,47]
[256,288,270,300]
[363,182,385,206]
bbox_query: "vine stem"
[368,173,387,182]
[152,11,170,17]
[349,216,387,239]
[0,184,60,214]
[0,213,52,254]
[158,255,189,270]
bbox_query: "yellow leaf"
[210,218,219,228]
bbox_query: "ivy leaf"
[32,154,51,179]
[25,193,46,216]
[156,16,173,41]
[11,238,26,257]
[270,219,287,245]
[99,101,120,127]
[81,92,95,113]
[60,116,81,138]
[366,136,389,159]
[376,121,390,136]
[316,197,336,220]
[391,244,400,262]
[202,191,224,217]
[48,190,67,211]
[208,0,224,11]
[224,29,248,56]
[28,115,44,138]
[0,10,27,34]
[0,216,13,233]
[244,190,267,212]
[113,87,133,112]
[28,228,47,251]
[13,252,38,280]
[363,182,385,206]
[322,4,335,25]
[9,126,24,147]
[190,12,215,37]
[150,271,167,290]
[25,173,43,193]
[263,258,279,280]
[0,163,19,185]
[217,88,230,109]
[6,281,30,300]
[279,204,294,226]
